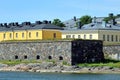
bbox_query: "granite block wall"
[0,41,72,64]
[103,46,120,60]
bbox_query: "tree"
[79,15,92,26]
[52,19,65,27]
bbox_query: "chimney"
[22,22,31,26]
[0,23,3,27]
[102,21,106,28]
[74,16,77,21]
[49,21,51,24]
[4,23,8,27]
[9,23,15,26]
[92,17,96,23]
[14,22,19,26]
[43,20,48,24]
[35,21,42,25]
[78,22,82,29]
[112,18,116,25]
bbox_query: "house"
[61,21,120,44]
[0,21,63,41]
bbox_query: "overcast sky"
[0,0,119,23]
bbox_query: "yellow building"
[0,21,63,41]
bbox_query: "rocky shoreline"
[0,62,120,73]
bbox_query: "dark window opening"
[3,34,6,39]
[48,56,52,59]
[24,55,27,59]
[10,33,12,38]
[15,55,18,59]
[111,35,114,42]
[36,55,40,60]
[22,33,24,38]
[103,35,105,41]
[29,32,31,38]
[59,56,63,60]
[16,33,18,38]
[53,33,56,38]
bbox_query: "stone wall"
[0,40,104,65]
[103,46,120,60]
[0,41,72,64]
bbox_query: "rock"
[0,63,8,67]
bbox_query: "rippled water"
[0,71,120,80]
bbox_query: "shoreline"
[0,63,120,74]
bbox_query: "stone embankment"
[0,62,120,73]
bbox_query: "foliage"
[79,15,92,26]
[103,13,120,23]
[78,59,120,68]
[52,19,65,27]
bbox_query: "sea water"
[0,71,120,80]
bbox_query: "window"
[15,55,18,59]
[36,32,39,37]
[111,35,114,42]
[36,55,40,60]
[48,56,52,60]
[29,32,31,38]
[72,35,75,38]
[53,33,56,38]
[116,35,118,42]
[22,33,24,38]
[24,55,27,59]
[89,35,92,39]
[103,35,105,41]
[59,56,63,60]
[10,33,12,38]
[78,35,81,38]
[107,35,109,41]
[3,34,6,39]
[16,33,18,38]
[66,35,71,38]
[84,35,86,39]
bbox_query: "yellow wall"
[2,31,13,41]
[0,29,62,41]
[13,30,27,40]
[0,32,4,41]
[26,30,42,40]
[42,29,61,40]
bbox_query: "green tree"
[52,19,65,27]
[79,15,92,26]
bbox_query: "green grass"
[78,59,120,68]
[0,60,42,66]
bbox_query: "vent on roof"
[9,23,15,26]
[49,21,51,24]
[0,23,4,27]
[14,22,19,26]
[35,21,42,25]
[22,22,31,26]
[4,23,10,28]
[43,20,48,24]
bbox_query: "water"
[0,72,120,80]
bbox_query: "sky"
[0,0,120,23]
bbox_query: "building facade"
[61,22,120,44]
[0,21,63,41]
